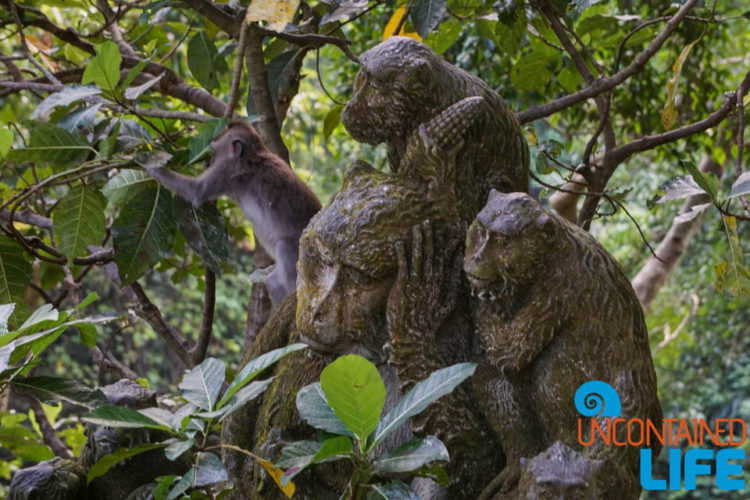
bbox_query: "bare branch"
[191,268,216,364]
[0,209,52,229]
[225,19,249,119]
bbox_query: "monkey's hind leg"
[267,239,300,305]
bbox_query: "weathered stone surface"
[8,458,86,500]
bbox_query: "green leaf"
[112,185,177,284]
[494,7,526,57]
[188,118,228,165]
[295,382,352,436]
[82,405,172,431]
[166,452,228,500]
[320,354,385,443]
[102,168,157,206]
[369,362,476,450]
[81,41,123,92]
[410,0,447,38]
[165,438,194,460]
[187,32,229,92]
[321,0,368,24]
[124,72,165,100]
[323,105,344,140]
[52,185,106,264]
[0,426,54,462]
[423,18,462,54]
[728,171,750,199]
[0,237,31,326]
[279,437,352,486]
[511,52,554,92]
[139,407,179,430]
[372,436,448,474]
[265,51,300,103]
[662,38,700,130]
[714,215,750,296]
[683,159,719,201]
[0,128,13,158]
[178,357,225,411]
[11,376,108,409]
[220,343,307,407]
[77,323,97,347]
[647,175,706,209]
[87,443,166,484]
[10,123,90,169]
[365,480,420,500]
[412,464,450,486]
[197,378,274,421]
[31,85,101,119]
[174,198,228,275]
[121,58,152,90]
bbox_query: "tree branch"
[516,0,700,125]
[191,269,216,364]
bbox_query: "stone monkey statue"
[464,191,662,499]
[146,121,321,304]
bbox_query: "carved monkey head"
[296,162,444,362]
[517,442,602,500]
[341,37,442,146]
[208,121,265,168]
[464,191,561,297]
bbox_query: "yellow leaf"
[661,38,699,130]
[383,6,422,42]
[527,130,538,145]
[257,458,295,498]
[246,0,300,32]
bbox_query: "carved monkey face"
[208,121,264,168]
[341,37,440,146]
[464,191,558,296]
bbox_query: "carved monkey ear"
[232,140,244,158]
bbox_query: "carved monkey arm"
[482,293,563,374]
[145,167,229,207]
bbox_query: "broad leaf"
[220,343,307,407]
[714,215,750,296]
[102,169,157,206]
[321,0,368,24]
[196,378,274,420]
[411,0,447,38]
[10,376,108,409]
[0,128,12,158]
[166,452,227,500]
[647,175,706,209]
[323,105,344,140]
[124,72,164,100]
[82,41,122,92]
[257,458,295,498]
[87,443,166,484]
[139,407,178,430]
[295,382,351,436]
[372,436,448,474]
[245,0,300,31]
[31,85,101,119]
[423,18,462,54]
[266,51,300,103]
[728,171,750,199]
[662,38,699,130]
[683,160,719,200]
[165,438,194,460]
[82,405,171,431]
[112,185,176,284]
[365,480,420,500]
[174,198,228,275]
[279,436,351,485]
[52,185,106,263]
[121,58,152,90]
[370,362,476,450]
[187,32,228,92]
[320,354,385,443]
[0,237,31,326]
[10,123,90,169]
[178,357,225,411]
[57,103,102,132]
[188,118,228,165]
[673,202,712,223]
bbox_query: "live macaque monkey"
[146,121,321,304]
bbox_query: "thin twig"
[225,19,250,118]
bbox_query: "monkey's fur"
[341,36,529,223]
[146,121,321,303]
[465,192,662,499]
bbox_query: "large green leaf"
[320,354,385,443]
[0,425,54,462]
[81,41,123,92]
[112,185,176,284]
[187,32,228,92]
[178,357,225,411]
[188,118,228,164]
[166,452,228,500]
[102,168,157,206]
[365,480,420,500]
[87,443,166,484]
[423,18,462,54]
[174,198,228,274]
[647,176,706,209]
[9,123,90,169]
[82,405,171,431]
[279,436,352,485]
[410,0,447,38]
[0,237,31,326]
[220,343,307,407]
[728,171,750,199]
[53,185,106,263]
[372,436,448,474]
[31,85,101,119]
[11,377,108,409]
[295,382,352,436]
[195,378,274,421]
[369,362,476,450]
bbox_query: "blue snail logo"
[575,381,621,418]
